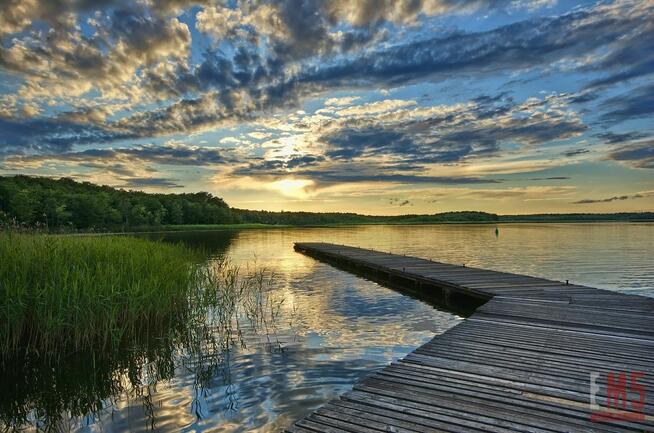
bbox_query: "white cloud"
[248,131,273,140]
[324,96,361,106]
[335,99,417,116]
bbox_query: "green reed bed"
[0,233,286,431]
[0,233,202,354]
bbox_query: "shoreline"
[58,218,654,236]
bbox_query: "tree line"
[0,176,236,230]
[1,175,652,231]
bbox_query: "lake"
[2,223,653,432]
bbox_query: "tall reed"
[0,233,201,355]
[0,233,285,431]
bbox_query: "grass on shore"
[0,233,202,354]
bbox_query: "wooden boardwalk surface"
[287,242,654,433]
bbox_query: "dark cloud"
[194,1,512,64]
[298,2,653,89]
[325,129,421,161]
[600,84,654,123]
[234,156,500,185]
[573,193,646,204]
[595,131,647,144]
[4,142,238,169]
[585,59,654,90]
[583,13,654,91]
[567,91,599,104]
[530,176,571,180]
[0,116,128,152]
[606,140,654,169]
[270,1,377,60]
[389,197,412,206]
[320,96,585,165]
[140,46,284,100]
[291,170,499,185]
[563,148,589,157]
[472,92,512,105]
[236,154,326,173]
[119,177,183,189]
[109,90,258,140]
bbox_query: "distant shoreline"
[10,215,654,236]
[2,175,652,233]
[116,218,654,234]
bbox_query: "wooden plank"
[289,243,654,432]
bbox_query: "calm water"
[3,223,653,432]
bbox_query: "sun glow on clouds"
[267,178,315,198]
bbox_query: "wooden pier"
[287,242,654,433]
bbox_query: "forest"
[1,176,652,230]
[0,175,236,229]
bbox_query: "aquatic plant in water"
[0,233,283,431]
[0,233,202,354]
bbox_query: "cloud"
[0,0,99,35]
[600,84,654,123]
[573,192,652,204]
[0,0,650,153]
[530,176,570,180]
[389,197,412,206]
[194,1,508,63]
[1,141,238,190]
[322,0,512,26]
[248,131,273,140]
[563,148,589,157]
[119,177,184,189]
[462,185,575,200]
[108,90,258,140]
[582,4,654,91]
[320,94,585,165]
[0,116,128,153]
[240,154,327,173]
[0,7,192,103]
[606,140,654,169]
[358,184,579,205]
[227,92,586,192]
[3,142,238,171]
[296,170,499,184]
[234,156,500,185]
[297,1,654,90]
[595,131,647,144]
[324,96,361,106]
[334,99,417,116]
[510,0,557,12]
[179,0,638,133]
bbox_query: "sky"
[0,0,653,215]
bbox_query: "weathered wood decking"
[288,242,654,433]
